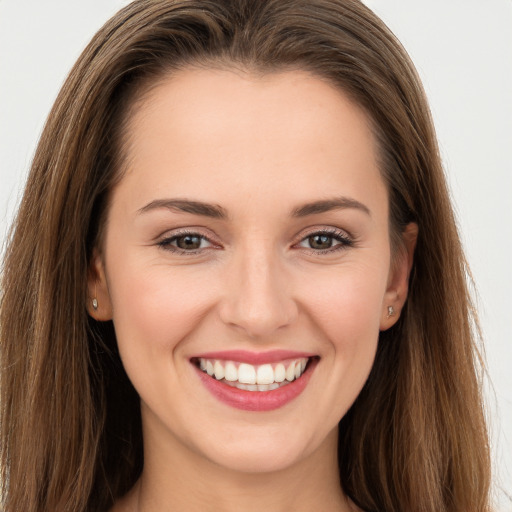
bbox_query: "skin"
[89,68,416,512]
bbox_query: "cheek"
[315,273,385,418]
[106,258,217,359]
[104,260,223,413]
[301,261,387,385]
[309,262,387,338]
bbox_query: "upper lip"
[191,349,317,365]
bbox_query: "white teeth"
[197,357,310,390]
[256,364,274,385]
[274,363,286,382]
[238,363,257,384]
[285,362,296,382]
[224,361,238,382]
[214,361,224,380]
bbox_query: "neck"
[124,413,354,512]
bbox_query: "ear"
[380,222,418,331]
[87,248,113,321]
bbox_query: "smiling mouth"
[192,356,316,392]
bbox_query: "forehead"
[115,67,385,216]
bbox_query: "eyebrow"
[137,199,228,219]
[291,197,371,217]
[137,196,371,220]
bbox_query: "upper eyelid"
[294,226,353,242]
[155,229,222,255]
[156,227,219,242]
[154,225,354,247]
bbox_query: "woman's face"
[90,68,413,473]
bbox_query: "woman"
[0,0,492,511]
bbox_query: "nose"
[218,245,298,339]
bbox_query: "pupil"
[309,234,332,250]
[177,235,201,250]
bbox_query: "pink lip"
[193,357,318,412]
[191,349,315,365]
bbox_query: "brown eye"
[308,234,334,250]
[175,235,203,250]
[297,229,353,253]
[158,233,213,252]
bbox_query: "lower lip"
[194,359,318,412]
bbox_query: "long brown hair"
[0,1,491,510]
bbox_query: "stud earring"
[387,305,395,318]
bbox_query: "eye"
[297,229,353,253]
[157,231,215,253]
[173,234,209,250]
[305,234,337,250]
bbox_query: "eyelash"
[157,229,218,255]
[156,228,354,255]
[294,228,354,254]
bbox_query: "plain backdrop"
[1,1,511,510]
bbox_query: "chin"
[188,420,332,475]
[204,438,309,474]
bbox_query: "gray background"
[1,1,511,509]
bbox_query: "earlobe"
[87,249,113,321]
[380,222,418,331]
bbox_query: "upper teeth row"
[198,358,309,385]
